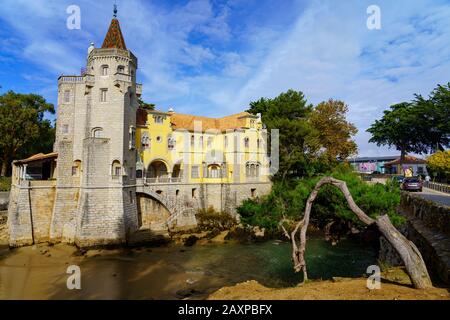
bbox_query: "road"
[415,188,450,207]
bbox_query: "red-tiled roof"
[101,18,127,50]
[169,111,254,132]
[384,155,427,166]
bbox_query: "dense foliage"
[237,164,404,232]
[247,90,358,180]
[196,206,237,231]
[0,91,55,176]
[367,83,450,159]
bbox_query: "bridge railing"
[423,181,450,194]
[144,177,182,184]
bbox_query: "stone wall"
[379,192,450,284]
[400,191,450,236]
[8,181,56,246]
[137,181,272,225]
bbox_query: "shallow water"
[0,235,377,299]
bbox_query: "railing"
[58,74,95,86]
[115,72,131,83]
[423,181,450,194]
[58,76,85,84]
[145,177,182,184]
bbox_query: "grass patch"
[0,177,11,192]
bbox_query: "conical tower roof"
[101,11,127,50]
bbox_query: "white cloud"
[1,0,449,157]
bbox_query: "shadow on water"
[1,233,378,300]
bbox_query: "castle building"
[7,10,271,247]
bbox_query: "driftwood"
[290,176,432,289]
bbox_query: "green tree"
[310,99,358,165]
[138,97,155,110]
[247,90,319,180]
[367,102,426,163]
[0,91,55,176]
[414,83,450,153]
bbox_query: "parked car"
[401,177,423,192]
[391,175,405,184]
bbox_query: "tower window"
[92,127,103,138]
[129,126,136,150]
[100,89,108,102]
[64,90,70,103]
[190,135,195,147]
[117,65,125,73]
[224,136,228,148]
[101,65,109,76]
[112,160,121,177]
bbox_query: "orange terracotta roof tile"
[102,18,127,50]
[169,111,255,132]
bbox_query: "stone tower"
[50,8,140,246]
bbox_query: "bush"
[196,206,237,231]
[237,164,404,232]
[0,177,11,191]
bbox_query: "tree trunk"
[289,176,432,289]
[0,161,7,177]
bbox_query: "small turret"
[88,42,95,55]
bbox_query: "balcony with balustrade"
[58,74,95,87]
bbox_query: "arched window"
[117,65,125,73]
[190,135,195,147]
[72,160,82,177]
[224,136,228,148]
[207,137,213,148]
[208,164,221,178]
[112,160,121,177]
[199,136,204,147]
[257,138,261,149]
[244,137,249,148]
[256,164,260,177]
[136,169,143,179]
[92,127,103,138]
[101,65,109,76]
[246,163,250,177]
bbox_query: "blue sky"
[0,0,449,156]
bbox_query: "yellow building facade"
[135,108,270,185]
